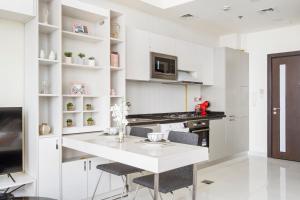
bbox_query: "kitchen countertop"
[127,111,226,126]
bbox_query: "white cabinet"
[62,159,88,200]
[87,158,110,197]
[209,119,228,161]
[38,137,60,199]
[126,28,150,81]
[197,46,214,85]
[0,0,35,22]
[149,33,176,55]
[63,157,122,200]
[203,48,249,160]
[175,40,199,71]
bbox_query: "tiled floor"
[129,156,300,200]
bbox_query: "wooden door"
[62,159,88,200]
[269,51,300,161]
[38,137,60,199]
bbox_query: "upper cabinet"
[149,33,176,55]
[126,27,214,84]
[126,28,151,81]
[0,0,35,22]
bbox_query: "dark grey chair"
[132,131,199,200]
[92,127,153,200]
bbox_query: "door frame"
[267,50,300,157]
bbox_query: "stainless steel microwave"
[151,52,178,81]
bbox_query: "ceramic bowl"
[147,132,164,142]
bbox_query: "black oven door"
[191,128,209,147]
[151,52,177,80]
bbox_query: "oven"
[186,120,209,147]
[151,52,177,81]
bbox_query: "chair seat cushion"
[133,172,193,194]
[97,162,143,176]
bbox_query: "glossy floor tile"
[128,156,300,200]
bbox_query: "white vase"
[88,59,96,66]
[65,57,72,64]
[40,50,45,59]
[48,50,56,60]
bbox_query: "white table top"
[63,133,209,173]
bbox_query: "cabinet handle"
[56,140,58,150]
[89,160,91,170]
[84,161,86,171]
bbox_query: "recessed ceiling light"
[223,5,231,11]
[141,0,195,9]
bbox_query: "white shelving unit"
[25,1,125,199]
[109,10,126,127]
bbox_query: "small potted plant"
[86,117,94,126]
[78,53,86,65]
[86,103,92,110]
[66,102,74,111]
[64,52,72,64]
[66,119,73,127]
[88,57,96,66]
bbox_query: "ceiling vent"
[257,8,275,14]
[180,14,194,19]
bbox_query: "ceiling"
[111,0,300,36]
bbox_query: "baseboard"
[248,151,268,157]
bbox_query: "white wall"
[220,25,300,155]
[0,19,24,107]
[82,0,218,114]
[127,81,201,114]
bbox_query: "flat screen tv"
[0,107,23,175]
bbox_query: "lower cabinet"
[38,137,60,199]
[62,157,123,200]
[209,119,228,161]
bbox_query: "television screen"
[0,107,23,175]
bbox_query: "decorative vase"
[88,59,96,66]
[39,123,51,135]
[40,80,49,94]
[110,52,119,67]
[40,49,45,59]
[65,57,72,64]
[111,23,120,39]
[118,131,124,143]
[48,50,56,60]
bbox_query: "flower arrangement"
[111,99,128,142]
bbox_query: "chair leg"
[120,176,127,200]
[92,171,103,200]
[133,185,140,200]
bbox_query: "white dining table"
[62,132,209,200]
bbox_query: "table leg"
[192,164,198,200]
[154,173,159,200]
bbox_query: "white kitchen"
[1,0,300,200]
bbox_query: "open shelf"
[39,23,59,34]
[62,63,105,70]
[39,94,59,97]
[62,2,107,22]
[63,111,82,114]
[110,95,123,98]
[39,58,59,65]
[62,31,105,43]
[110,37,124,45]
[110,66,124,71]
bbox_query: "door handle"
[89,160,91,171]
[273,107,280,111]
[84,161,87,171]
[56,140,58,150]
